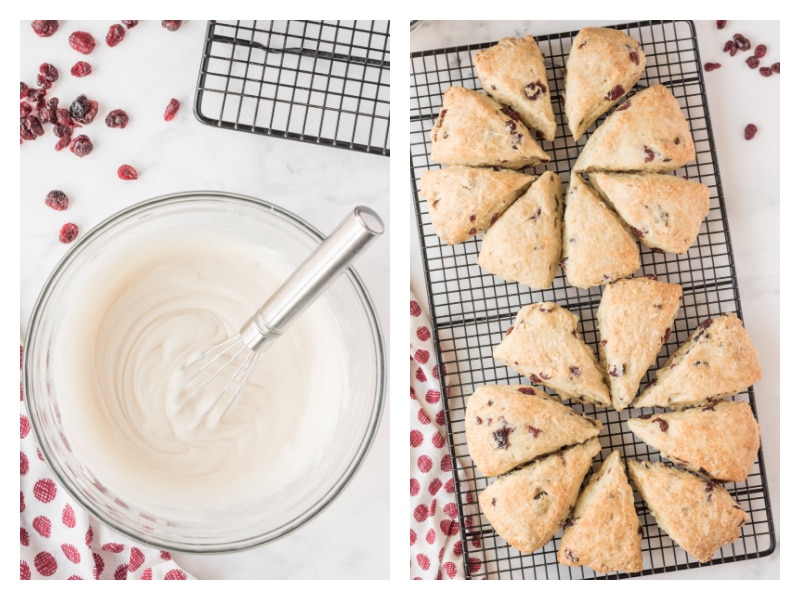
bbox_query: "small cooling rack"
[195,20,390,156]
[409,20,775,580]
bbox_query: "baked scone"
[419,166,536,245]
[564,27,647,141]
[573,84,696,173]
[465,384,602,477]
[473,35,557,141]
[478,438,601,554]
[477,171,563,289]
[627,459,748,563]
[627,401,761,482]
[632,313,762,409]
[587,172,711,254]
[557,450,643,574]
[596,276,683,411]
[562,173,640,289]
[493,302,611,408]
[430,86,551,169]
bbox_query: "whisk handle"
[239,206,383,352]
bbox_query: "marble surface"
[410,20,780,580]
[20,20,389,579]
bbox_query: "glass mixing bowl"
[22,191,385,553]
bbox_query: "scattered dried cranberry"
[771,62,780,74]
[21,82,29,100]
[69,31,96,55]
[38,63,59,85]
[163,98,180,121]
[117,164,138,180]
[106,24,125,47]
[652,417,669,432]
[745,55,760,69]
[55,135,71,151]
[69,134,93,157]
[31,20,59,37]
[59,223,79,244]
[20,102,32,118]
[162,20,182,31]
[744,124,758,140]
[20,115,44,140]
[605,85,625,101]
[105,109,129,129]
[122,20,139,28]
[704,62,722,72]
[52,123,72,138]
[732,33,751,51]
[759,66,773,77]
[754,44,767,58]
[716,20,727,30]
[45,190,69,211]
[70,61,92,77]
[69,94,98,125]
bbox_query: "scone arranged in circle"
[465,384,602,478]
[564,27,647,141]
[587,172,711,254]
[477,171,563,289]
[573,84,696,173]
[474,35,557,141]
[419,166,536,245]
[596,276,683,411]
[493,302,611,408]
[562,173,641,289]
[478,438,601,554]
[557,450,643,574]
[627,459,748,563]
[430,86,551,169]
[627,400,761,482]
[633,313,762,409]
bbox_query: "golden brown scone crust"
[565,27,646,141]
[478,438,601,554]
[493,302,611,408]
[430,86,551,169]
[419,166,536,245]
[632,313,762,409]
[627,459,748,563]
[587,172,711,254]
[627,401,761,482]
[474,35,557,141]
[557,450,643,574]
[563,174,640,289]
[477,171,563,289]
[597,276,683,411]
[573,84,695,173]
[465,384,602,477]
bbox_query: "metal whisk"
[173,206,383,428]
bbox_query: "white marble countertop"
[19,19,389,580]
[410,20,780,580]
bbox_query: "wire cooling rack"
[410,20,775,580]
[195,20,390,156]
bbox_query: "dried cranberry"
[630,51,640,65]
[56,108,74,127]
[44,190,69,211]
[652,417,669,432]
[745,55,760,69]
[106,24,125,47]
[69,94,98,125]
[704,62,722,72]
[122,20,139,28]
[69,134,93,157]
[492,425,513,449]
[52,124,72,138]
[31,20,59,37]
[643,146,655,162]
[759,66,773,77]
[744,124,757,140]
[105,109,129,129]
[59,223,79,244]
[70,61,92,77]
[605,85,625,101]
[163,98,180,121]
[69,31,96,55]
[20,102,32,118]
[716,20,727,29]
[20,82,29,100]
[162,20,183,31]
[117,164,138,180]
[517,387,536,395]
[38,63,59,84]
[528,426,542,437]
[771,62,780,74]
[733,33,751,51]
[723,39,734,53]
[55,135,71,151]
[754,44,767,58]
[523,80,546,101]
[20,116,44,140]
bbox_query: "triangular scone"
[419,166,536,245]
[479,438,601,554]
[473,35,557,141]
[587,172,711,254]
[573,84,696,173]
[565,27,646,141]
[430,86,551,169]
[557,451,643,574]
[493,302,611,408]
[627,459,748,563]
[597,276,683,411]
[627,401,761,482]
[477,171,563,289]
[563,174,640,289]
[632,313,762,409]
[465,384,602,477]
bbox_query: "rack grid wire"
[195,20,390,156]
[410,20,775,580]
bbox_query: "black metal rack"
[410,20,775,580]
[195,20,390,156]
